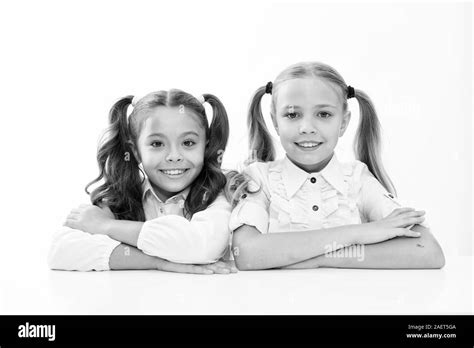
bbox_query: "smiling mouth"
[295,141,323,149]
[160,169,189,176]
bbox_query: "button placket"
[308,178,321,214]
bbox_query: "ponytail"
[248,86,275,162]
[353,89,397,196]
[184,93,229,217]
[85,96,146,221]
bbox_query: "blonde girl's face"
[272,77,351,173]
[134,106,206,202]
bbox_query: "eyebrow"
[147,131,200,138]
[313,104,337,109]
[279,104,337,112]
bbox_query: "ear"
[127,140,141,163]
[339,111,351,137]
[270,112,279,135]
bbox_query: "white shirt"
[229,154,425,234]
[48,179,232,271]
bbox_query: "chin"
[162,181,190,192]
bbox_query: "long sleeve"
[136,193,232,264]
[47,226,120,271]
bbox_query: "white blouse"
[48,179,232,271]
[229,154,425,234]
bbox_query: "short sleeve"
[356,163,428,227]
[357,163,403,222]
[229,163,270,234]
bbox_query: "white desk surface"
[2,256,472,315]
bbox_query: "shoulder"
[244,160,271,175]
[338,159,371,182]
[212,192,232,207]
[195,192,232,216]
[242,160,278,187]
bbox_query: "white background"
[0,1,472,314]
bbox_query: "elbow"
[426,244,446,269]
[232,242,262,271]
[414,226,446,269]
[47,233,66,270]
[47,247,58,270]
[420,239,446,269]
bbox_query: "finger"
[407,216,425,225]
[220,260,238,273]
[398,216,425,227]
[212,262,236,273]
[64,218,77,229]
[66,214,80,222]
[213,261,227,267]
[189,265,214,274]
[69,209,82,215]
[66,214,78,221]
[225,260,239,273]
[398,210,425,218]
[391,207,416,216]
[396,228,421,238]
[204,264,231,275]
[159,262,213,275]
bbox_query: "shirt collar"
[281,153,347,198]
[141,177,190,204]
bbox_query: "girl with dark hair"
[49,89,236,274]
[227,62,445,271]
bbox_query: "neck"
[150,183,182,202]
[287,152,334,173]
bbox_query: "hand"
[355,208,425,245]
[64,204,115,235]
[374,207,425,229]
[156,259,238,275]
[201,260,239,274]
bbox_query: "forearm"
[234,224,361,270]
[105,220,144,247]
[108,244,160,270]
[284,225,445,269]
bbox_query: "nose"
[165,145,183,162]
[298,115,317,134]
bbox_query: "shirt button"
[241,194,247,199]
[312,205,319,211]
[310,177,316,184]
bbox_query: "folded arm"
[232,223,365,270]
[283,225,445,269]
[47,226,158,271]
[103,195,232,264]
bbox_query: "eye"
[150,141,163,148]
[318,111,332,119]
[183,140,196,147]
[284,112,299,120]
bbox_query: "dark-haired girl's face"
[136,106,206,201]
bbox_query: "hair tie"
[198,94,206,104]
[265,81,273,95]
[347,86,355,99]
